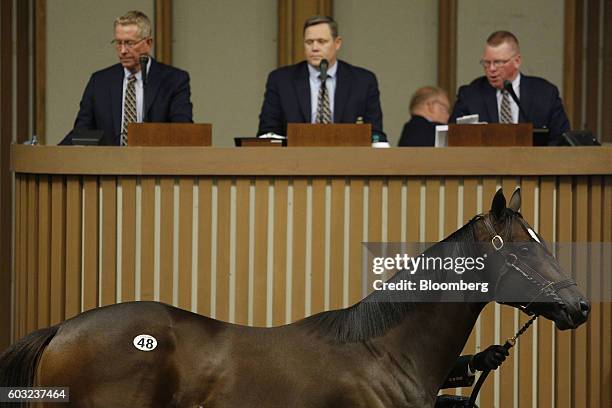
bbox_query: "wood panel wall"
[12,164,612,407]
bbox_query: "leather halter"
[480,213,577,314]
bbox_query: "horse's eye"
[520,247,529,256]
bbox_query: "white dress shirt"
[496,73,521,123]
[308,61,338,123]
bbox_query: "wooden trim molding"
[16,0,30,144]
[438,0,457,99]
[585,0,600,135]
[35,0,46,144]
[155,0,172,65]
[563,0,584,129]
[0,0,13,351]
[602,0,612,143]
[278,0,333,67]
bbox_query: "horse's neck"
[373,300,484,397]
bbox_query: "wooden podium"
[448,123,533,146]
[287,123,371,146]
[128,123,212,146]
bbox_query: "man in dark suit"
[449,31,569,145]
[257,16,384,138]
[398,86,450,146]
[60,10,192,146]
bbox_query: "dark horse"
[0,189,590,407]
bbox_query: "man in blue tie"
[257,16,384,138]
[61,10,193,146]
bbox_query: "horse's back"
[36,302,225,407]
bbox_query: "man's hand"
[470,345,509,371]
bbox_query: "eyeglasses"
[111,37,149,49]
[479,56,516,69]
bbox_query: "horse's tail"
[0,325,59,388]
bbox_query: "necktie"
[121,74,137,146]
[499,90,513,124]
[316,76,332,124]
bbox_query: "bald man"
[398,86,450,146]
[449,31,569,145]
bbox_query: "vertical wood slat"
[601,176,612,407]
[348,179,364,305]
[26,176,38,334]
[425,178,440,242]
[458,177,477,397]
[292,178,307,319]
[329,178,345,310]
[255,179,270,324]
[518,176,537,407]
[15,177,25,340]
[49,176,66,325]
[234,179,250,325]
[500,178,518,408]
[443,178,459,237]
[538,177,556,408]
[555,176,573,408]
[587,176,602,408]
[311,179,326,314]
[101,177,117,306]
[215,179,231,321]
[253,178,269,325]
[603,3,612,143]
[159,177,174,304]
[367,178,383,292]
[387,178,402,242]
[37,177,51,329]
[197,179,213,317]
[572,177,588,408]
[140,177,155,301]
[406,178,421,243]
[121,178,136,302]
[178,178,194,310]
[478,177,497,408]
[82,177,99,312]
[65,176,81,318]
[272,179,288,324]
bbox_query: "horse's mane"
[296,213,501,343]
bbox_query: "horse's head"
[474,188,589,330]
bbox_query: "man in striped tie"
[449,31,570,145]
[258,16,384,139]
[61,11,193,146]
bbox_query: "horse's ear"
[508,188,521,212]
[490,188,506,219]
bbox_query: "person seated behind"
[436,344,509,408]
[449,30,569,145]
[398,86,450,147]
[257,15,384,138]
[60,10,193,146]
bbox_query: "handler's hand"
[470,345,509,371]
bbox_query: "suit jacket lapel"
[294,62,311,122]
[144,59,161,120]
[518,75,531,123]
[334,61,351,122]
[111,64,124,140]
[482,81,498,123]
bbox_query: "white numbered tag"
[133,334,158,351]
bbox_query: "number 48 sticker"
[133,334,158,351]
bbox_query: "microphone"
[139,55,149,86]
[503,80,527,121]
[319,59,329,81]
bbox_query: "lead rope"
[467,315,538,407]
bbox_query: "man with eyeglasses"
[449,31,569,145]
[61,10,192,146]
[398,86,450,146]
[257,16,384,139]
